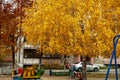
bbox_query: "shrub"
[43,61,64,69]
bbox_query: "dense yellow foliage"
[22,0,120,57]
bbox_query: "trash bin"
[49,69,52,76]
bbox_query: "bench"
[50,70,70,76]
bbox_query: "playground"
[4,35,120,80]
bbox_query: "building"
[15,36,40,67]
[0,44,12,62]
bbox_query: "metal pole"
[114,53,118,80]
[105,35,120,80]
[105,51,114,80]
[114,36,119,80]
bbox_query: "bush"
[43,61,64,69]
[51,72,69,76]
[36,68,45,76]
[99,66,107,69]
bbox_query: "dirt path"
[0,75,116,80]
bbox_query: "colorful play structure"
[105,34,120,80]
[12,64,44,80]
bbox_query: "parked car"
[74,62,99,72]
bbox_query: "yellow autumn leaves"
[22,0,120,57]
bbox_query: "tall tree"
[22,0,120,80]
[0,0,32,68]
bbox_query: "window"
[24,49,40,58]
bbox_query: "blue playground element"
[13,77,41,80]
[13,77,22,80]
[105,34,120,80]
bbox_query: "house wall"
[103,58,120,64]
[74,55,80,63]
[0,45,12,62]
[24,58,39,64]
[73,55,93,64]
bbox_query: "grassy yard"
[87,73,120,78]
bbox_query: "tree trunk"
[11,34,15,69]
[64,55,67,70]
[12,46,15,69]
[39,52,43,68]
[82,57,87,80]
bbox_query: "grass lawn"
[87,73,120,78]
[49,69,120,79]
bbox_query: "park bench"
[50,70,69,76]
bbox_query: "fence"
[0,66,12,75]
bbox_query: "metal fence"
[0,66,12,75]
[0,63,12,75]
